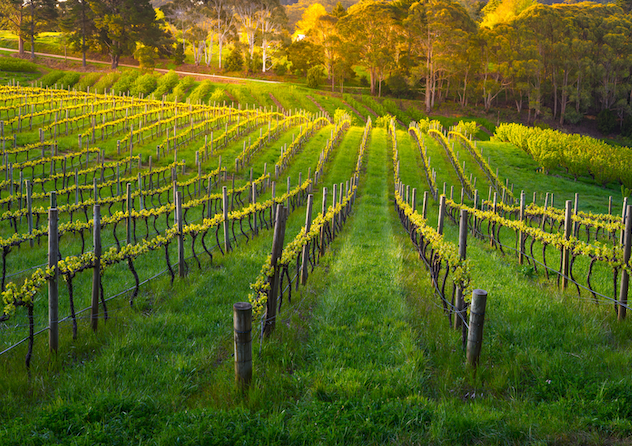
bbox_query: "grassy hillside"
[0,74,630,444]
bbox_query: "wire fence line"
[442,197,632,317]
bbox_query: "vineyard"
[1,82,632,444]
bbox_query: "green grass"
[2,79,632,444]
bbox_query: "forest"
[2,0,632,132]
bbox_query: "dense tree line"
[2,0,632,130]
[291,0,632,129]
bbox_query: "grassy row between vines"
[0,124,632,444]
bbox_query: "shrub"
[306,66,324,89]
[407,106,426,123]
[130,73,158,97]
[169,76,194,102]
[39,70,66,87]
[453,120,478,138]
[154,70,180,99]
[75,72,102,92]
[563,108,583,125]
[375,114,394,128]
[597,109,618,135]
[0,57,38,73]
[92,71,120,94]
[57,72,81,89]
[386,74,411,98]
[622,115,632,138]
[188,80,214,104]
[111,70,140,95]
[173,44,185,65]
[135,46,157,72]
[224,46,243,72]
[274,63,287,76]
[209,88,225,104]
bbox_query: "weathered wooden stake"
[320,187,328,256]
[437,195,446,235]
[176,191,186,278]
[223,186,231,253]
[91,204,101,332]
[562,200,572,290]
[233,302,252,388]
[519,190,525,265]
[454,208,468,330]
[618,205,632,321]
[264,205,287,337]
[26,181,33,247]
[466,289,488,367]
[48,193,59,353]
[301,194,314,285]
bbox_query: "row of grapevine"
[494,123,632,188]
[249,117,372,330]
[389,118,471,327]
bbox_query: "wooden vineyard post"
[301,194,314,285]
[271,182,276,224]
[252,182,257,236]
[286,176,291,212]
[437,195,446,235]
[338,182,344,226]
[472,189,479,237]
[48,192,59,353]
[126,183,132,245]
[320,187,328,256]
[176,191,186,278]
[621,198,628,246]
[454,208,468,330]
[422,191,429,219]
[618,205,632,321]
[519,190,525,265]
[26,180,33,247]
[411,188,417,214]
[332,183,338,237]
[562,200,572,290]
[233,302,252,389]
[466,289,488,367]
[264,205,287,337]
[91,204,101,332]
[573,193,579,237]
[541,193,549,231]
[222,186,231,253]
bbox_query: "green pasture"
[0,77,630,445]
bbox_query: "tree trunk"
[218,39,223,69]
[262,38,266,73]
[425,73,433,113]
[82,36,86,68]
[82,8,87,68]
[369,68,376,96]
[30,7,35,61]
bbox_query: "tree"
[0,0,28,56]
[258,0,285,72]
[339,1,397,96]
[162,0,196,57]
[24,0,57,60]
[235,0,259,62]
[90,0,168,69]
[405,0,476,111]
[286,39,323,76]
[208,0,236,69]
[58,0,96,67]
